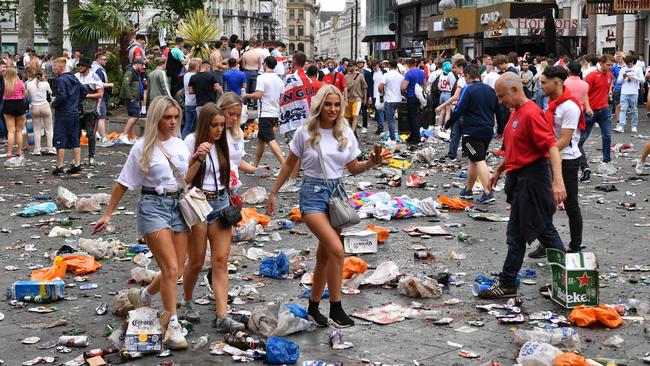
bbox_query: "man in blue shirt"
[222,58,247,96]
[401,58,425,144]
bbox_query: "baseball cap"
[132,58,145,65]
[77,57,92,67]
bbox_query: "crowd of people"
[3,33,649,349]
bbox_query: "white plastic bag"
[414,197,440,217]
[513,327,581,349]
[78,237,112,259]
[131,267,157,284]
[363,261,400,285]
[398,275,442,298]
[248,303,315,337]
[516,341,562,366]
[242,187,267,205]
[57,187,78,208]
[75,197,101,212]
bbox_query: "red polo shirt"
[504,100,557,173]
[322,71,346,93]
[585,70,614,110]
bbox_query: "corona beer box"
[342,230,378,254]
[547,249,599,308]
[124,307,163,353]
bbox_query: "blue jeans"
[244,70,258,94]
[375,108,385,132]
[579,107,612,169]
[406,96,420,142]
[182,105,197,138]
[383,102,399,140]
[448,117,462,158]
[617,93,638,129]
[535,89,548,111]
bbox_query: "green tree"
[176,9,219,60]
[150,0,203,18]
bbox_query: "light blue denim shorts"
[299,177,343,215]
[137,194,189,236]
[205,192,230,225]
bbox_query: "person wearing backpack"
[528,66,585,259]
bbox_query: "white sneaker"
[361,127,367,134]
[614,127,624,133]
[163,321,188,350]
[89,158,97,166]
[118,134,135,145]
[597,162,617,175]
[95,132,102,141]
[279,179,300,193]
[100,138,114,147]
[635,160,644,175]
[632,127,638,133]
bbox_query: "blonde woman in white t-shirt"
[93,96,190,350]
[267,85,389,328]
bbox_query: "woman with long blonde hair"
[93,96,190,350]
[3,67,27,162]
[26,69,55,155]
[267,85,389,328]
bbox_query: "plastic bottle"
[512,327,581,348]
[193,334,210,351]
[224,331,266,350]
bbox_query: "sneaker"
[46,148,57,156]
[32,150,41,156]
[374,129,383,135]
[476,192,495,204]
[211,315,245,333]
[89,158,97,166]
[100,138,114,147]
[632,127,638,133]
[459,188,473,200]
[614,126,624,133]
[163,321,188,350]
[477,279,517,299]
[118,134,134,145]
[579,168,591,182]
[597,162,617,176]
[636,160,644,175]
[52,166,65,175]
[127,287,151,308]
[361,127,367,134]
[178,301,201,322]
[445,153,457,161]
[279,179,300,193]
[65,165,82,174]
[528,244,547,259]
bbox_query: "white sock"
[141,106,146,113]
[169,314,179,324]
[141,288,152,303]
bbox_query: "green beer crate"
[547,249,599,308]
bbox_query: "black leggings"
[562,158,582,250]
[80,112,97,159]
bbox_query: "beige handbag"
[158,143,213,227]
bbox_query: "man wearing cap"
[119,58,145,145]
[75,57,104,166]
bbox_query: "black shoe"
[477,279,517,299]
[445,153,457,161]
[329,301,355,328]
[65,165,82,174]
[374,129,383,135]
[52,166,64,175]
[579,168,591,182]
[307,300,329,327]
[528,244,547,259]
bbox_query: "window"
[289,43,296,53]
[289,25,295,36]
[299,9,304,20]
[298,24,304,36]
[289,9,294,19]
[298,43,304,52]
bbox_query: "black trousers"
[80,112,97,159]
[562,158,582,251]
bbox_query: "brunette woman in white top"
[26,69,55,155]
[267,85,389,328]
[92,96,190,350]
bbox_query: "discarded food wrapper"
[329,330,354,350]
[342,230,377,254]
[516,341,562,366]
[459,350,480,358]
[351,303,415,325]
[405,175,427,188]
[362,261,400,285]
[397,275,442,298]
[468,212,509,222]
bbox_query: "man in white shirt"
[482,64,500,89]
[230,39,243,61]
[243,56,285,168]
[378,60,404,140]
[396,57,406,75]
[582,55,598,78]
[75,57,104,165]
[272,43,287,79]
[615,55,644,133]
[257,41,271,74]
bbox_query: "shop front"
[427,9,479,57]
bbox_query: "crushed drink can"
[58,336,89,347]
[507,297,523,307]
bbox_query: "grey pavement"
[0,107,649,365]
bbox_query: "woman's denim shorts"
[299,176,342,215]
[439,91,452,105]
[206,192,230,225]
[137,194,189,236]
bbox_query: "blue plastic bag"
[283,303,307,319]
[17,202,57,217]
[259,252,289,279]
[299,288,330,299]
[265,336,300,364]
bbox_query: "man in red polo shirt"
[478,73,567,299]
[578,54,615,181]
[322,58,348,100]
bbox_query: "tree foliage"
[176,9,219,60]
[150,0,204,18]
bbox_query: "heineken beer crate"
[547,249,599,308]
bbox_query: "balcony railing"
[612,0,650,12]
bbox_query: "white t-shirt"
[582,66,597,79]
[26,79,52,106]
[118,137,190,192]
[618,65,644,95]
[230,48,241,59]
[372,70,384,101]
[255,72,284,118]
[438,73,456,92]
[183,72,197,107]
[289,125,361,180]
[258,48,271,73]
[456,75,467,89]
[227,129,245,189]
[75,71,104,109]
[380,70,404,103]
[272,49,286,77]
[397,63,406,75]
[184,133,225,191]
[553,100,582,160]
[483,71,500,89]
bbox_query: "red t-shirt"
[311,79,323,92]
[504,100,556,173]
[322,71,346,93]
[585,70,614,110]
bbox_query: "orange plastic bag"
[31,256,67,280]
[366,224,389,243]
[438,195,473,210]
[289,208,302,222]
[62,255,102,275]
[342,257,368,279]
[238,208,271,227]
[554,352,589,366]
[569,304,623,328]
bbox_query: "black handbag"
[209,154,242,227]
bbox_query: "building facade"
[317,0,367,61]
[364,0,398,61]
[286,0,319,58]
[205,0,285,42]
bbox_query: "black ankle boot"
[329,301,355,328]
[307,300,328,327]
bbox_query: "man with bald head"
[477,73,567,299]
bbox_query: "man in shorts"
[243,56,285,168]
[52,57,85,175]
[344,61,367,134]
[443,65,503,204]
[119,58,145,145]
